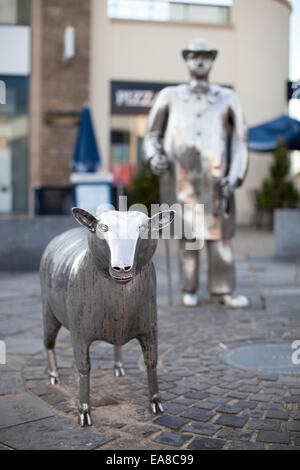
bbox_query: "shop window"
[107,0,232,24]
[0,76,29,213]
[110,130,134,186]
[0,0,31,25]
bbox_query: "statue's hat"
[182,38,218,60]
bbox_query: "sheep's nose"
[112,265,133,274]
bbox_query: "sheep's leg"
[138,333,163,414]
[72,338,92,427]
[113,345,125,377]
[43,303,61,385]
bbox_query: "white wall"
[90,0,235,172]
[90,0,291,225]
[233,0,290,224]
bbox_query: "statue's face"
[186,51,214,79]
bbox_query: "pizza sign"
[111,80,176,115]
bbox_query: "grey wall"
[0,216,76,271]
[274,209,300,257]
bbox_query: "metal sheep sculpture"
[40,208,174,426]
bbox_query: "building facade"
[0,0,292,223]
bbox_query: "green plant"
[257,138,299,211]
[127,160,159,211]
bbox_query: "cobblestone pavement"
[0,234,300,450]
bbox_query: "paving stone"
[187,383,208,392]
[0,415,118,450]
[250,393,272,402]
[207,397,230,405]
[236,400,258,410]
[153,414,189,430]
[125,425,159,437]
[286,421,300,432]
[284,396,300,403]
[162,375,179,383]
[227,441,264,450]
[153,431,191,448]
[217,428,254,441]
[266,410,289,420]
[239,386,261,393]
[220,383,239,390]
[268,445,298,450]
[222,375,238,383]
[242,409,264,419]
[247,419,281,431]
[215,414,248,428]
[228,391,248,400]
[193,401,216,411]
[170,387,189,396]
[180,407,214,422]
[207,387,228,396]
[163,402,188,415]
[256,431,290,444]
[185,391,209,400]
[162,392,178,401]
[0,394,56,429]
[0,371,25,395]
[188,437,225,450]
[183,422,221,437]
[258,374,278,381]
[173,397,197,406]
[42,392,69,406]
[217,404,242,414]
[260,403,285,411]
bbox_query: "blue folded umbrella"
[71,106,101,172]
[248,114,300,152]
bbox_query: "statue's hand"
[219,178,234,199]
[150,154,169,176]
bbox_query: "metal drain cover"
[222,343,300,376]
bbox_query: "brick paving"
[0,230,300,450]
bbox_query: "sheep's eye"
[139,224,149,234]
[98,224,109,233]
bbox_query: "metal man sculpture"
[144,38,249,308]
[40,208,174,426]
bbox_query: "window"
[0,76,30,213]
[107,0,232,24]
[0,0,31,25]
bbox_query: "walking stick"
[159,171,173,307]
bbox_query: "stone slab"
[0,371,25,395]
[0,415,119,450]
[0,393,56,429]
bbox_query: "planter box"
[274,209,300,256]
[0,216,75,271]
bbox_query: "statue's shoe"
[182,293,199,307]
[220,294,249,308]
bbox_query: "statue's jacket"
[144,83,249,240]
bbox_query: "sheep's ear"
[71,208,98,233]
[149,210,175,232]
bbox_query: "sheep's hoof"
[150,394,164,414]
[78,403,92,427]
[114,362,125,377]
